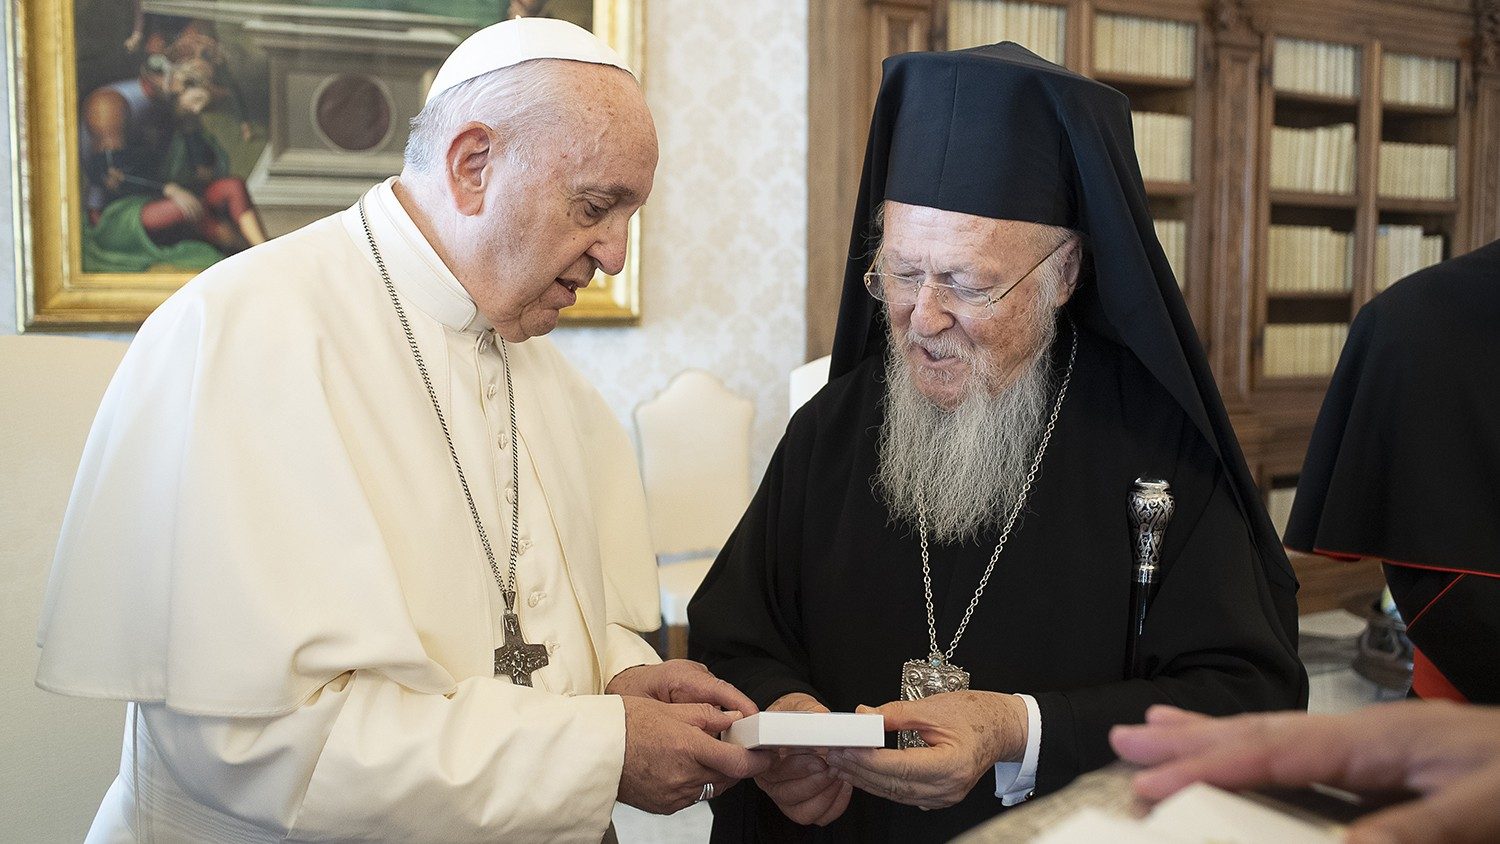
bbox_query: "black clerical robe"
[1286,239,1500,704]
[689,326,1304,842]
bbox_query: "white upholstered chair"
[789,354,831,419]
[1,335,130,841]
[633,370,754,659]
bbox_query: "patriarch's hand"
[826,691,1027,810]
[754,692,853,826]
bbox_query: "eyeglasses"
[863,239,1068,320]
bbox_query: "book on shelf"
[1375,225,1445,290]
[1267,225,1353,293]
[1094,14,1195,80]
[1152,218,1187,288]
[948,0,1066,64]
[1378,141,1456,200]
[1263,323,1349,378]
[1270,124,1356,194]
[1131,112,1193,182]
[1272,38,1360,98]
[1382,53,1457,109]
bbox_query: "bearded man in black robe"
[688,43,1307,842]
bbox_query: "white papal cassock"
[35,178,662,843]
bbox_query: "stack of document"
[1033,783,1340,843]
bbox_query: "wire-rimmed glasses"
[863,239,1067,320]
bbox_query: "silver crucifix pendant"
[493,591,549,687]
[897,656,971,749]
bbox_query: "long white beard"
[876,318,1060,544]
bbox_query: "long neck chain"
[919,318,1077,663]
[358,199,523,608]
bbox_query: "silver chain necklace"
[897,319,1076,748]
[358,198,549,687]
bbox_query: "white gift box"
[722,711,886,749]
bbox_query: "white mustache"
[903,329,974,363]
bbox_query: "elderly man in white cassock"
[34,18,768,843]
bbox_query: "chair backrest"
[0,335,130,840]
[789,354,831,419]
[633,370,754,559]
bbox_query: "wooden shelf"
[1093,69,1195,91]
[1144,179,1194,197]
[1256,373,1336,390]
[1287,552,1387,615]
[1266,296,1354,323]
[1273,88,1361,108]
[1265,290,1354,301]
[1377,196,1459,214]
[1269,190,1358,209]
[1381,100,1457,118]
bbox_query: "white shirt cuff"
[992,693,1041,806]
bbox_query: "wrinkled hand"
[1111,702,1500,844]
[754,692,853,826]
[607,660,758,715]
[163,183,205,225]
[826,691,1027,810]
[617,696,771,815]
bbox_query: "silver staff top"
[1129,478,1174,582]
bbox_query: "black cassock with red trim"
[1286,238,1500,703]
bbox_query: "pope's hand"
[754,692,853,826]
[617,697,772,814]
[607,660,758,715]
[826,691,1027,810]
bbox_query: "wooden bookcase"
[807,0,1500,612]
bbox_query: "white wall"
[3,1,810,480]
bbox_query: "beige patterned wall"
[551,0,809,481]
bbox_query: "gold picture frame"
[10,0,643,331]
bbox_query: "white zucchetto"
[425,16,632,105]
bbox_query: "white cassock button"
[517,537,534,555]
[504,484,516,505]
[497,431,509,450]
[563,690,576,697]
[546,641,560,654]
[485,383,498,400]
[527,591,545,607]
[478,334,492,353]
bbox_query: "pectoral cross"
[493,592,549,687]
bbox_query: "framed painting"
[9,0,642,330]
